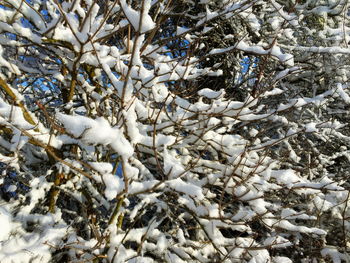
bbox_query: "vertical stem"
[48,172,63,213]
[108,196,125,226]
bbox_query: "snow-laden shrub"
[0,0,349,262]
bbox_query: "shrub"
[0,0,349,262]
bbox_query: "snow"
[131,35,145,66]
[163,148,185,178]
[209,40,295,66]
[336,83,350,103]
[313,195,333,212]
[89,162,113,174]
[273,67,299,81]
[176,27,189,35]
[270,0,299,27]
[177,229,186,245]
[321,247,348,263]
[198,88,224,99]
[6,185,16,192]
[0,208,11,241]
[103,174,124,200]
[120,0,155,33]
[0,46,20,75]
[305,122,318,133]
[248,249,270,263]
[280,44,350,54]
[0,214,67,263]
[0,97,34,129]
[272,257,292,263]
[270,46,294,66]
[167,178,204,200]
[156,234,168,252]
[56,113,134,158]
[263,88,284,97]
[165,252,186,263]
[1,0,350,262]
[13,21,41,43]
[264,236,292,248]
[276,220,327,235]
[270,169,304,188]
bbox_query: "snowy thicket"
[0,0,349,262]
